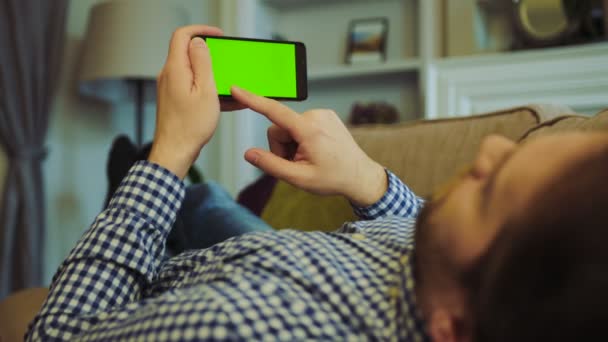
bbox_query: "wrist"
[148,143,196,180]
[347,160,388,207]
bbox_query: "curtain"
[0,0,68,298]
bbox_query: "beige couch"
[1,104,607,342]
[260,104,607,231]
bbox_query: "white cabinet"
[430,43,608,117]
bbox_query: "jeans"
[166,181,273,255]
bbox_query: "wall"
[43,0,220,284]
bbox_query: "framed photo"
[345,18,389,64]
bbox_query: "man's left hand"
[148,25,244,179]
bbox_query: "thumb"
[189,37,215,91]
[245,148,313,187]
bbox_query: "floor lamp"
[78,0,188,146]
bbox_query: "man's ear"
[427,309,470,342]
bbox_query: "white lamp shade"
[78,0,188,103]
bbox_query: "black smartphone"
[199,36,308,101]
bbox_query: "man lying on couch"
[27,25,608,341]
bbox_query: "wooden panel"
[445,0,477,57]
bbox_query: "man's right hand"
[231,86,388,207]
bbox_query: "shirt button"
[351,233,366,241]
[400,255,409,265]
[389,287,400,299]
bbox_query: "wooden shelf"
[436,41,608,67]
[308,59,420,82]
[262,0,390,10]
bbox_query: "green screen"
[206,38,298,98]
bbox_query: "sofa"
[247,104,608,232]
[2,104,607,342]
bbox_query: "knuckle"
[310,111,323,121]
[298,169,316,186]
[479,134,502,155]
[267,124,279,135]
[173,27,186,39]
[485,133,502,141]
[164,64,179,75]
[325,109,338,117]
[482,134,503,147]
[304,109,323,117]
[309,109,338,122]
[170,30,180,42]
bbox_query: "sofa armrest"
[0,287,48,342]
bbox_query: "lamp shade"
[78,0,188,102]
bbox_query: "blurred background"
[0,0,606,295]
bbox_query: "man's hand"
[231,86,388,207]
[148,25,244,179]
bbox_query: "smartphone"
[199,36,308,101]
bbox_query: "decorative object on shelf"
[507,0,606,49]
[345,17,388,64]
[348,102,399,125]
[445,0,483,56]
[570,0,608,41]
[78,0,188,146]
[475,0,514,53]
[271,33,288,41]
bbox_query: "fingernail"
[248,152,260,165]
[191,37,205,47]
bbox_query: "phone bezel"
[198,35,308,101]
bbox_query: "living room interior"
[0,0,607,339]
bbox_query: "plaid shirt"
[27,161,428,341]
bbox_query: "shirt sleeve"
[26,161,185,341]
[352,169,424,220]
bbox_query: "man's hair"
[465,141,608,341]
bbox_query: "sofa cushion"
[261,181,356,231]
[259,106,557,231]
[521,109,608,141]
[350,106,547,198]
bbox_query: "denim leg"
[168,181,273,253]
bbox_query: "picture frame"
[345,17,389,64]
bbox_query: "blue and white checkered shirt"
[27,161,428,341]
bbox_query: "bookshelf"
[213,0,608,194]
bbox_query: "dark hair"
[466,145,608,341]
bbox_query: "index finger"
[167,25,223,67]
[230,86,304,138]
